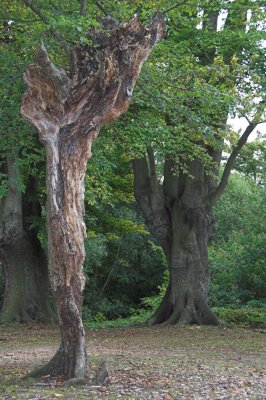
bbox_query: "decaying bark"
[0,157,51,323]
[21,15,165,379]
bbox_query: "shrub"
[213,306,266,328]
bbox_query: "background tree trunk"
[134,154,219,326]
[0,157,51,323]
[21,15,165,379]
[0,237,50,323]
[132,4,260,326]
[149,202,218,325]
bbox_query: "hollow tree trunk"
[0,157,51,323]
[21,15,165,379]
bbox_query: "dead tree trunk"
[21,15,165,379]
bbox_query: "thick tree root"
[149,292,219,326]
[64,378,87,386]
[147,284,172,325]
[24,346,64,379]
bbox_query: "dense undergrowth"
[84,299,266,330]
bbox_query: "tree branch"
[0,18,42,23]
[162,1,187,15]
[132,156,152,222]
[163,157,179,202]
[209,121,257,205]
[21,0,75,76]
[147,147,157,184]
[99,243,121,297]
[133,155,171,253]
[95,0,109,16]
[80,0,87,16]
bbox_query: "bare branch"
[99,243,121,297]
[21,0,75,76]
[162,1,187,14]
[95,0,109,16]
[210,121,257,205]
[243,114,251,124]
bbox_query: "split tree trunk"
[133,154,219,326]
[132,6,258,326]
[149,203,218,325]
[21,15,165,379]
[0,157,51,323]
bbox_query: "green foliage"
[85,305,266,330]
[213,307,266,328]
[209,173,266,307]
[233,139,266,187]
[1,0,265,327]
[83,228,166,320]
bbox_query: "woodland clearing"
[0,324,265,399]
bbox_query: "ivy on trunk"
[21,15,165,380]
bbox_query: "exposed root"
[24,346,64,379]
[64,377,86,386]
[150,292,220,326]
[147,284,172,326]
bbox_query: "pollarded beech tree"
[21,5,165,380]
[123,0,265,325]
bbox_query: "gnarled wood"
[134,153,219,326]
[133,8,259,326]
[21,15,165,379]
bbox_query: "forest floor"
[0,324,265,400]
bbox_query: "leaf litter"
[0,324,265,399]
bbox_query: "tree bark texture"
[21,15,165,379]
[0,157,51,323]
[132,7,258,326]
[133,154,219,326]
[133,132,257,327]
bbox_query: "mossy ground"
[0,324,265,399]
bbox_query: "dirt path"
[0,324,265,399]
